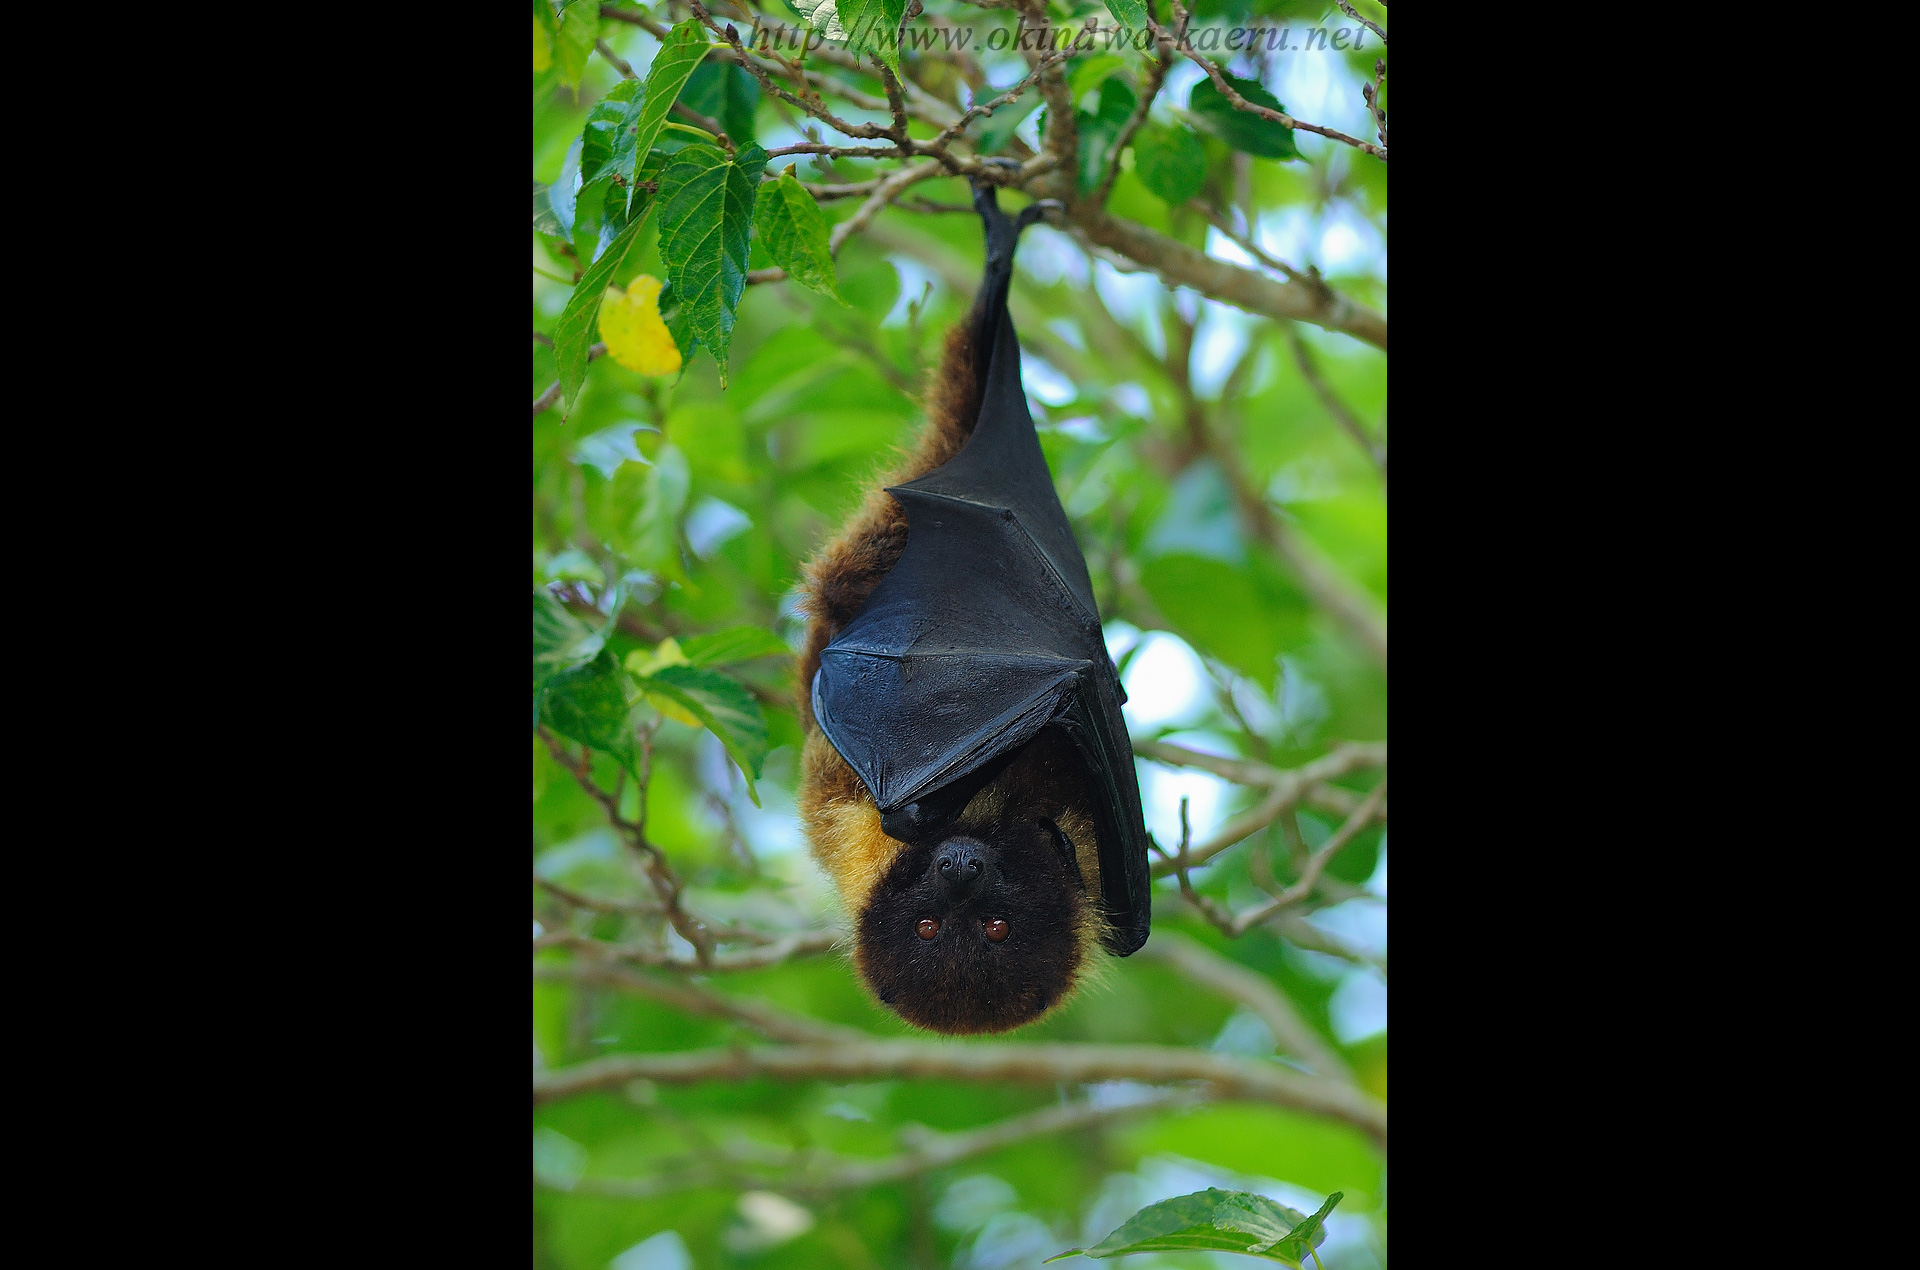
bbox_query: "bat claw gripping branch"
[970,182,1064,270]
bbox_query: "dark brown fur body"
[795,288,1106,1034]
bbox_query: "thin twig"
[537,726,717,966]
[533,343,606,418]
[1152,7,1386,162]
[1094,40,1174,206]
[1184,199,1305,282]
[1136,931,1353,1082]
[1137,742,1386,877]
[534,874,661,918]
[1222,779,1388,935]
[1287,324,1386,478]
[1334,0,1388,47]
[1363,57,1388,149]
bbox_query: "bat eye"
[916,918,940,940]
[983,918,1009,942]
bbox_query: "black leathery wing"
[810,185,1152,956]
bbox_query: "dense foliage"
[533,2,1386,1266]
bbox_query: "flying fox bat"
[795,181,1151,1035]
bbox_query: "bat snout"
[932,837,991,900]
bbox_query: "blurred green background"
[534,2,1386,1266]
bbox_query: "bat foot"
[1015,200,1064,233]
[970,185,1062,265]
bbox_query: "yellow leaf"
[532,14,552,72]
[627,639,699,726]
[598,275,683,376]
[644,691,703,729]
[625,637,692,678]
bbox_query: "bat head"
[801,727,1106,1035]
[854,815,1093,1034]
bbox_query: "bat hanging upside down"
[795,181,1152,1035]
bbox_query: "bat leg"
[970,177,1062,245]
[970,179,1013,253]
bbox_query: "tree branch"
[533,960,861,1044]
[1136,931,1353,1083]
[1135,742,1385,877]
[535,926,842,972]
[535,1041,1387,1145]
[1219,779,1387,933]
[555,1089,1205,1199]
[1071,207,1386,350]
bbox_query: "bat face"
[856,815,1087,1034]
[803,726,1106,1034]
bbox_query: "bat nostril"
[934,839,989,895]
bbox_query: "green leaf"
[679,627,793,666]
[533,588,607,690]
[1140,553,1311,686]
[541,548,606,585]
[1132,122,1206,206]
[1189,73,1301,161]
[790,0,846,39]
[656,143,769,384]
[656,279,696,365]
[1050,1189,1340,1264]
[571,18,708,229]
[1070,55,1129,102]
[1076,74,1137,194]
[579,78,643,187]
[572,420,653,478]
[533,180,565,235]
[551,188,656,417]
[549,136,582,239]
[1245,1192,1343,1261]
[627,21,712,180]
[833,0,908,78]
[628,442,690,581]
[639,664,770,803]
[681,60,761,146]
[1101,0,1148,38]
[551,0,598,90]
[753,171,845,305]
[533,0,557,71]
[540,647,638,774]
